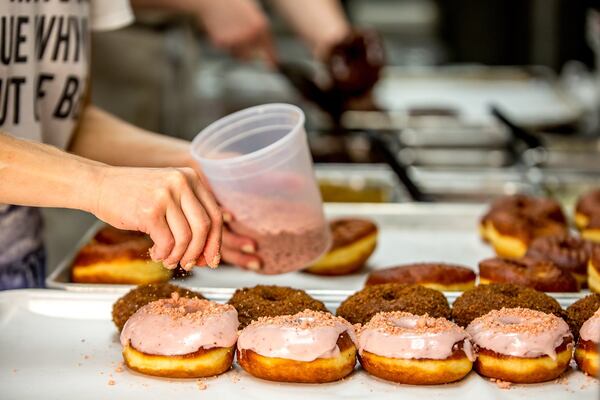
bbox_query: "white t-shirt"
[0,0,134,149]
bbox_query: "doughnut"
[305,218,378,276]
[479,195,567,259]
[71,226,171,284]
[120,293,238,378]
[336,283,451,325]
[451,283,564,328]
[228,285,328,328]
[576,188,600,242]
[478,256,579,292]
[112,283,204,331]
[467,307,573,383]
[365,263,476,292]
[590,248,600,293]
[358,311,475,384]
[566,294,600,340]
[575,307,600,377]
[237,310,357,383]
[525,234,597,286]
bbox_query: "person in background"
[0,1,255,290]
[91,0,354,137]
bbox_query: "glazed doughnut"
[336,283,451,325]
[478,256,579,292]
[590,248,600,293]
[120,294,238,378]
[576,188,600,242]
[479,195,567,259]
[566,294,600,340]
[575,307,600,377]
[228,285,328,328]
[112,283,204,331]
[467,307,572,383]
[365,263,476,292]
[305,218,378,276]
[525,234,597,286]
[237,310,357,383]
[451,283,564,328]
[358,311,475,384]
[93,226,147,244]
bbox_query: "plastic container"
[191,104,330,274]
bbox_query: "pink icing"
[237,310,356,362]
[580,308,600,343]
[466,307,572,360]
[120,296,239,356]
[358,312,475,361]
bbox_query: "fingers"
[178,187,211,270]
[163,204,192,268]
[223,229,256,254]
[221,247,261,271]
[147,215,175,265]
[184,169,223,268]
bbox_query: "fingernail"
[223,213,233,223]
[209,254,221,269]
[184,261,196,270]
[164,262,177,270]
[246,261,261,271]
[241,244,255,254]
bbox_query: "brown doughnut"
[336,283,451,325]
[227,285,328,328]
[566,294,600,340]
[480,195,568,259]
[305,218,378,276]
[365,263,476,291]
[94,226,148,245]
[526,234,597,285]
[576,188,600,227]
[451,283,564,327]
[112,283,204,331]
[479,256,579,292]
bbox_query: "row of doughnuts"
[112,282,600,384]
[479,192,600,292]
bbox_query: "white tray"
[0,289,597,400]
[45,203,589,303]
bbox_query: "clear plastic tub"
[191,104,331,274]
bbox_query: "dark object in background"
[327,29,385,97]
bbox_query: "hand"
[195,0,277,66]
[221,211,262,271]
[92,166,223,270]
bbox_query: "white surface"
[47,203,496,292]
[1,290,597,400]
[375,71,581,128]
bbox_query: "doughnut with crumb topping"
[228,285,328,328]
[120,294,239,378]
[525,234,597,286]
[467,307,573,383]
[237,310,357,383]
[479,195,567,259]
[365,263,476,292]
[336,283,451,325]
[575,307,600,377]
[112,283,204,331]
[358,311,474,384]
[576,188,600,243]
[451,283,564,328]
[305,218,378,276]
[566,293,600,340]
[478,256,579,292]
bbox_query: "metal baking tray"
[316,164,535,203]
[0,289,596,400]
[46,203,587,302]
